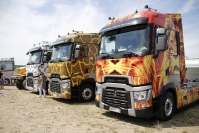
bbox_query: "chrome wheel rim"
[4,80,9,85]
[82,88,92,100]
[165,98,173,116]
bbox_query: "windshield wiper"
[123,51,138,57]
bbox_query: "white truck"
[26,44,51,92]
[0,58,15,85]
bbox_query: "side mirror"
[155,28,167,54]
[43,56,48,63]
[156,36,167,51]
[74,44,80,59]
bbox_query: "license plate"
[109,107,121,113]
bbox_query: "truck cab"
[48,33,100,102]
[26,44,51,91]
[95,7,199,120]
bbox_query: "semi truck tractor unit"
[26,44,52,92]
[48,33,100,102]
[0,58,15,85]
[95,6,199,120]
[12,66,26,89]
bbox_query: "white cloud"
[0,0,106,65]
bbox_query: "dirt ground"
[0,86,198,133]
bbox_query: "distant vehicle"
[185,58,199,82]
[12,66,26,89]
[0,57,15,85]
[26,43,52,92]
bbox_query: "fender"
[160,82,176,96]
[80,78,96,87]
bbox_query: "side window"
[170,30,178,55]
[176,32,181,55]
[80,45,88,58]
[0,64,5,70]
[83,46,88,57]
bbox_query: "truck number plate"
[109,107,121,113]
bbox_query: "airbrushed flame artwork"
[95,5,199,120]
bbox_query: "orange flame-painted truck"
[48,33,100,102]
[95,6,199,120]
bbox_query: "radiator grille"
[27,78,33,87]
[103,88,131,108]
[50,81,61,93]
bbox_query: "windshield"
[0,61,14,71]
[51,43,72,61]
[27,51,42,64]
[100,25,151,56]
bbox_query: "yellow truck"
[48,33,100,102]
[12,66,26,89]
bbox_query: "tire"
[16,81,24,90]
[4,79,10,85]
[158,92,175,121]
[78,84,95,102]
[22,79,26,89]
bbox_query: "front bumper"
[12,75,24,82]
[49,78,71,99]
[95,82,153,118]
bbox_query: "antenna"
[135,0,143,13]
[72,30,83,33]
[144,5,157,11]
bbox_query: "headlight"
[134,91,147,101]
[95,87,101,101]
[62,82,70,89]
[34,80,38,84]
[134,89,152,101]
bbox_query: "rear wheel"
[78,84,95,102]
[158,92,175,121]
[4,79,10,85]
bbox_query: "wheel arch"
[80,78,96,88]
[161,83,177,110]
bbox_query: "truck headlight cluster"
[134,89,152,101]
[95,87,101,101]
[62,82,70,90]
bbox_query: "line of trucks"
[9,6,199,120]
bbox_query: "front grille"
[103,87,131,108]
[27,73,33,76]
[50,81,61,93]
[27,78,33,87]
[104,77,129,84]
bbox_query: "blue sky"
[0,0,199,65]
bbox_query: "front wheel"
[4,79,10,85]
[158,92,175,121]
[78,84,95,102]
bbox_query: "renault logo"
[113,90,117,97]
